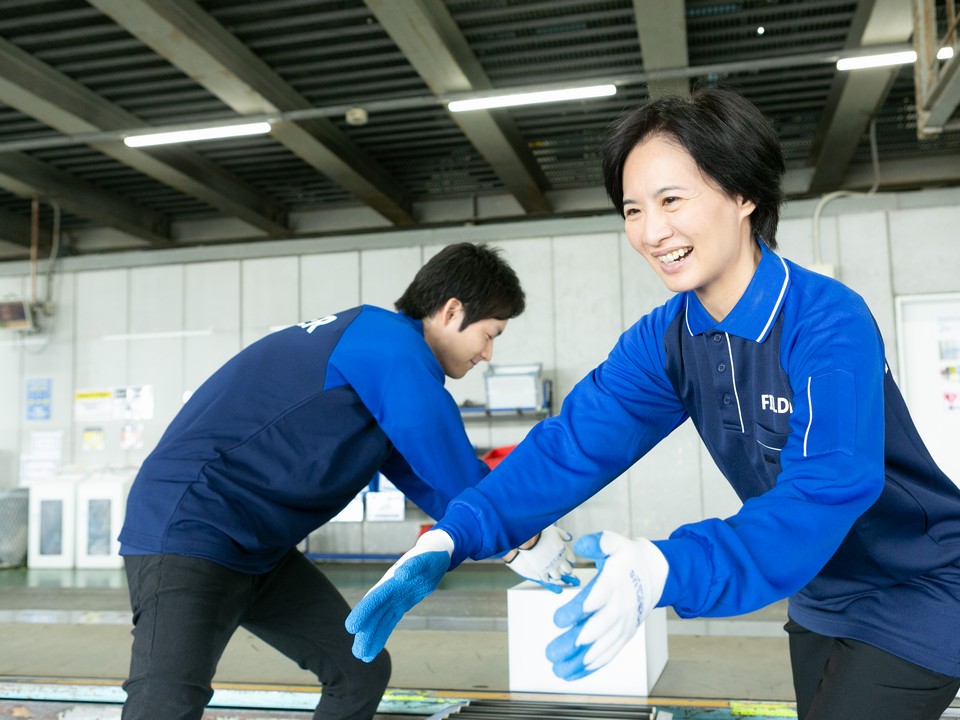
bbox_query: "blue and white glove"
[505,525,580,593]
[345,529,454,662]
[546,531,668,681]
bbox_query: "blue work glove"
[546,531,668,681]
[345,529,453,662]
[505,524,581,593]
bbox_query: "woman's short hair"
[396,242,525,328]
[602,88,786,249]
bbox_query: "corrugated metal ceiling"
[0,0,957,259]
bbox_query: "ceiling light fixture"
[837,50,917,70]
[123,121,272,147]
[837,46,954,71]
[447,84,617,112]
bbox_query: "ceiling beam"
[805,0,914,194]
[913,0,960,136]
[632,0,690,99]
[87,0,416,226]
[841,151,960,190]
[363,0,552,215]
[0,36,288,237]
[0,153,172,247]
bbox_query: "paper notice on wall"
[82,428,106,452]
[19,455,60,486]
[30,431,62,458]
[938,318,960,411]
[75,385,154,422]
[25,378,53,421]
[120,422,144,450]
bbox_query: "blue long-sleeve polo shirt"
[120,305,490,573]
[438,242,960,677]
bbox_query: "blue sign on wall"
[26,378,52,421]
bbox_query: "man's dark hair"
[602,88,785,249]
[396,242,525,328]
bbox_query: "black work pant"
[122,550,390,720]
[786,618,960,720]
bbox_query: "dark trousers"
[122,550,390,720]
[786,618,960,720]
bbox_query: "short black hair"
[602,88,785,249]
[396,242,525,328]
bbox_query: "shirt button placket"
[710,332,740,429]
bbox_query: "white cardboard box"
[364,489,405,521]
[507,568,668,696]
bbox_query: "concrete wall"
[1,187,958,554]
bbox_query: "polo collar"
[683,240,790,343]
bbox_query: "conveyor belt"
[429,698,660,720]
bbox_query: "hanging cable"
[30,195,40,306]
[44,199,61,308]
[811,118,881,267]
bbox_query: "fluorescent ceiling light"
[837,46,954,71]
[448,84,617,112]
[124,122,272,147]
[837,50,917,70]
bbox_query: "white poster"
[75,385,154,422]
[897,295,960,484]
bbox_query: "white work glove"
[505,524,580,593]
[546,531,668,681]
[345,529,454,662]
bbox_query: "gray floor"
[0,559,942,718]
[16,562,960,720]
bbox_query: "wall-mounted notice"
[25,378,52,421]
[938,318,960,412]
[82,428,106,452]
[74,385,154,422]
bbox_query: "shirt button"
[723,395,732,405]
[717,363,726,372]
[713,334,723,343]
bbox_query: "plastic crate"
[0,488,29,567]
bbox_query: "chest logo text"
[761,394,792,414]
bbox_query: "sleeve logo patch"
[298,314,338,333]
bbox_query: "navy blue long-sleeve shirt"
[437,242,960,677]
[120,305,490,573]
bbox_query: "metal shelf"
[459,407,551,423]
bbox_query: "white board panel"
[300,252,359,318]
[241,256,299,347]
[360,246,421,309]
[896,294,960,485]
[128,265,184,462]
[184,261,241,393]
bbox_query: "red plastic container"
[481,444,517,469]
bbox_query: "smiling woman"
[620,135,759,319]
[344,89,960,720]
